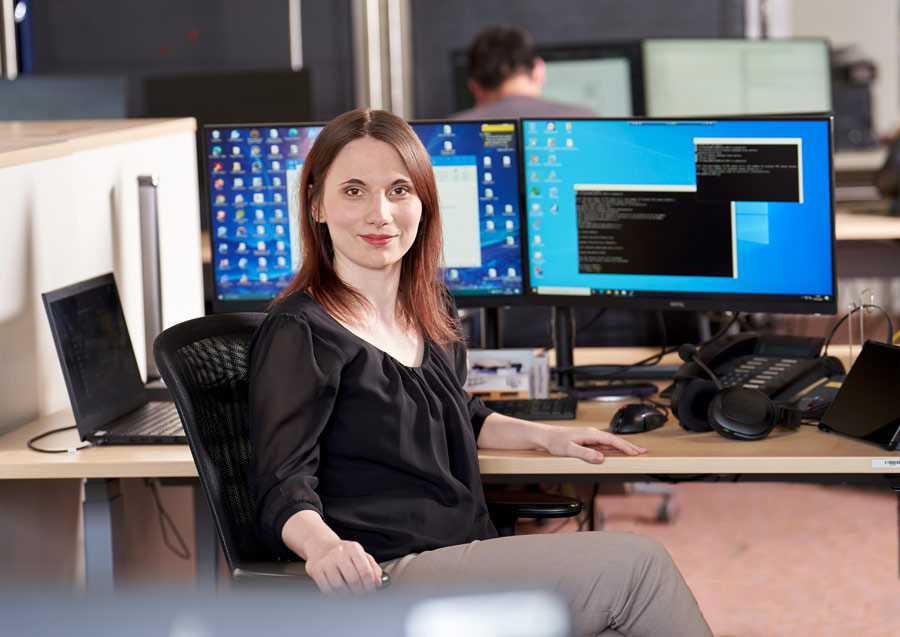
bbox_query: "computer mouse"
[609,403,666,434]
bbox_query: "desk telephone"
[667,333,845,438]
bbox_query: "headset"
[669,344,803,441]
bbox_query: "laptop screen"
[42,273,148,439]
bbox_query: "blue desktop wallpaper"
[412,120,524,299]
[521,118,834,308]
[205,124,320,302]
[205,120,525,305]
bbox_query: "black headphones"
[669,344,803,441]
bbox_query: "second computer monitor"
[520,116,837,315]
[642,38,832,117]
[411,119,526,306]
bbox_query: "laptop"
[818,340,900,450]
[42,273,186,445]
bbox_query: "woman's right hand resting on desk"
[282,509,384,594]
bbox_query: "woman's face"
[317,136,423,280]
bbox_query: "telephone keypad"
[717,355,820,396]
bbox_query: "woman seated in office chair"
[247,108,712,637]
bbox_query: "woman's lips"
[361,234,396,246]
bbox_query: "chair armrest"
[233,561,391,588]
[484,489,582,536]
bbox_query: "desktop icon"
[216,209,226,221]
[273,177,282,186]
[255,209,265,219]
[485,204,494,215]
[273,193,283,202]
[238,258,248,269]
[269,129,278,138]
[252,177,262,187]
[256,225,266,235]
[250,146,261,156]
[214,178,225,189]
[274,209,284,218]
[257,241,266,251]
[272,160,281,171]
[253,193,264,203]
[270,145,280,155]
[212,146,222,156]
[484,172,492,183]
[288,128,298,137]
[249,129,260,138]
[215,194,225,204]
[235,209,246,220]
[237,241,247,252]
[502,155,511,167]
[258,257,267,267]
[483,156,492,168]
[212,162,223,172]
[232,146,241,155]
[211,130,221,140]
[443,141,453,151]
[259,272,269,283]
[234,194,245,203]
[233,178,244,188]
[230,130,240,140]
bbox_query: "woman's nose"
[367,194,393,225]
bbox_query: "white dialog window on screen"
[434,161,481,268]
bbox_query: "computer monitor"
[410,119,526,307]
[450,42,644,116]
[520,115,837,316]
[642,38,832,117]
[539,43,644,117]
[203,119,526,313]
[201,123,323,313]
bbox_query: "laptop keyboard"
[112,403,183,437]
[481,396,578,421]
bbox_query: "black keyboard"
[481,396,578,421]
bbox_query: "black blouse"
[247,291,498,562]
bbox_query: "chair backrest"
[153,312,269,574]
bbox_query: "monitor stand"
[552,305,674,400]
[480,307,503,349]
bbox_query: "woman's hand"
[477,412,646,464]
[282,510,384,595]
[541,425,646,464]
[303,537,384,595]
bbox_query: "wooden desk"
[479,398,897,478]
[834,211,900,241]
[4,348,898,587]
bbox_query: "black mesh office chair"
[153,312,580,585]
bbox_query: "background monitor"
[202,123,322,313]
[520,116,837,316]
[451,42,644,117]
[539,42,644,117]
[410,119,526,307]
[642,38,832,117]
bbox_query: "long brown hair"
[272,108,461,346]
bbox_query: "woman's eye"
[345,187,361,196]
[392,185,410,196]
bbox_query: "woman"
[248,109,712,636]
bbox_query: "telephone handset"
[668,332,845,436]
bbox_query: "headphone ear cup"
[708,387,776,440]
[670,378,719,432]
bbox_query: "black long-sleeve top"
[247,291,498,562]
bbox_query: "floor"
[519,481,900,636]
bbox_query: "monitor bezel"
[518,113,838,316]
[200,121,325,315]
[409,117,528,308]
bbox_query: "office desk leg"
[192,482,219,589]
[83,478,124,593]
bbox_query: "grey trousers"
[382,531,713,637]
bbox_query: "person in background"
[248,107,713,637]
[450,25,596,120]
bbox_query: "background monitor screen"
[451,42,644,117]
[202,123,323,311]
[521,116,837,315]
[411,119,525,306]
[642,38,832,117]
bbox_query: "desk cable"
[26,425,92,454]
[146,478,191,560]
